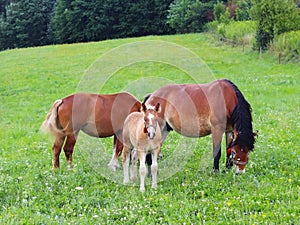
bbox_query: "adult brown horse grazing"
[143,79,256,174]
[41,92,141,170]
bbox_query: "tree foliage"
[167,0,216,33]
[213,2,226,22]
[235,0,252,21]
[250,0,300,50]
[0,0,56,50]
[0,0,174,50]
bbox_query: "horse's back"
[57,92,141,137]
[146,80,237,137]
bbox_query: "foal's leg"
[146,129,167,177]
[122,146,130,184]
[63,132,78,169]
[52,135,65,169]
[151,147,159,189]
[108,135,122,171]
[138,150,147,192]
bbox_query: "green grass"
[0,33,299,224]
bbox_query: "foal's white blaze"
[147,112,155,121]
[147,112,156,139]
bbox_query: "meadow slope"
[0,33,299,224]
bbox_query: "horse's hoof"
[67,163,76,171]
[108,164,116,171]
[140,187,145,193]
[52,166,60,171]
[108,159,120,171]
[214,169,220,174]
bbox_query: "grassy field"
[0,33,299,224]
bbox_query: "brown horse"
[122,103,162,192]
[41,92,141,169]
[141,79,256,174]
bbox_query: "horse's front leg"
[52,135,65,169]
[138,149,147,192]
[108,135,122,171]
[225,131,234,169]
[122,146,130,184]
[151,147,159,189]
[212,129,223,172]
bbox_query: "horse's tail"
[40,99,64,138]
[225,79,255,150]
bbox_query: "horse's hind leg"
[108,135,122,171]
[130,148,138,182]
[146,154,152,178]
[52,135,65,169]
[63,132,78,169]
[122,146,130,184]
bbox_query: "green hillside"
[0,33,299,224]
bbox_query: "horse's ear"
[155,103,161,113]
[141,103,147,112]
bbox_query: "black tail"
[225,79,255,150]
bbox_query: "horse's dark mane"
[225,79,255,151]
[143,93,151,104]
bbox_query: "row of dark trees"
[0,0,170,50]
[0,0,226,50]
[0,0,207,50]
[1,0,299,51]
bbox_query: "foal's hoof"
[130,176,137,182]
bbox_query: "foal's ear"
[141,103,147,112]
[155,103,161,113]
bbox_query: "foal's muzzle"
[147,125,156,139]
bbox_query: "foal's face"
[230,145,249,174]
[142,103,161,139]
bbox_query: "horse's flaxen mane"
[225,79,255,151]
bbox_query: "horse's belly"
[169,119,211,137]
[81,123,113,138]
